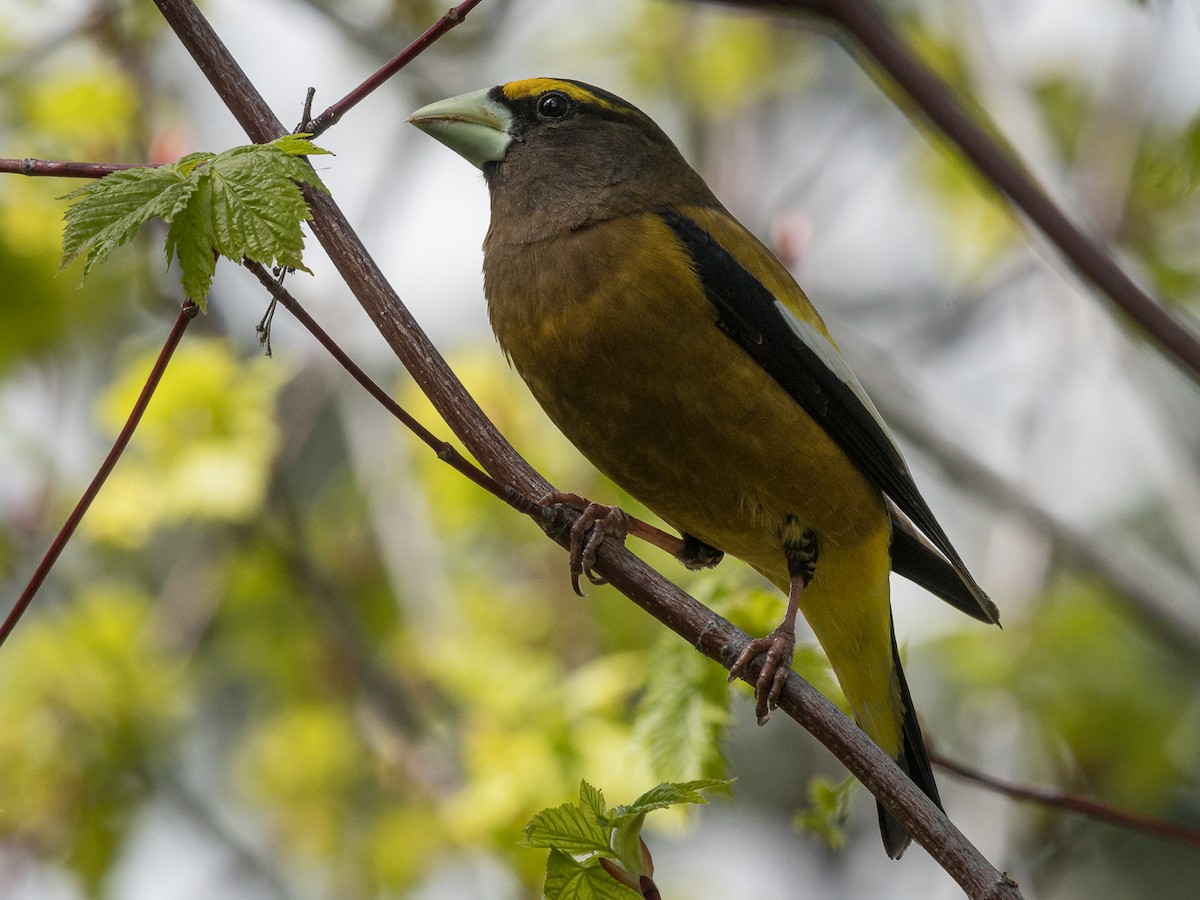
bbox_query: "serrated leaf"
[579,780,608,822]
[608,779,730,826]
[544,850,640,900]
[205,148,313,272]
[795,776,856,851]
[60,164,196,277]
[272,132,334,160]
[59,136,329,310]
[524,801,611,854]
[176,151,215,176]
[165,183,216,310]
[634,632,731,782]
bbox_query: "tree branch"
[700,0,1200,385]
[150,0,1020,892]
[243,261,538,517]
[302,0,488,136]
[933,752,1200,852]
[0,157,151,177]
[1,300,199,648]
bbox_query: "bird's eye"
[536,92,572,120]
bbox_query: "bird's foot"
[545,491,631,595]
[728,622,796,725]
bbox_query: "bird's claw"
[728,625,796,724]
[546,492,631,596]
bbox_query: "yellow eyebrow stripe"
[500,78,621,112]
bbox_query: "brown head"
[409,78,718,243]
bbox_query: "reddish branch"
[0,158,151,177]
[934,753,1200,852]
[0,300,199,647]
[302,0,487,136]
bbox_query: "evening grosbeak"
[409,78,999,859]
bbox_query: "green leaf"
[607,778,730,825]
[579,779,608,822]
[271,132,334,160]
[59,135,330,310]
[165,178,217,309]
[524,799,612,855]
[203,139,325,274]
[608,812,647,883]
[634,631,731,782]
[544,850,640,900]
[600,777,730,878]
[60,163,198,277]
[176,151,215,176]
[529,780,726,895]
[795,776,856,851]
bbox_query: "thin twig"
[1,300,199,647]
[302,0,488,136]
[0,157,151,178]
[933,753,1200,851]
[241,261,539,518]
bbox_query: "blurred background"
[2,0,1200,897]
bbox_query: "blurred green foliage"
[0,587,187,890]
[1123,114,1200,299]
[794,775,856,851]
[917,142,1020,280]
[0,56,150,373]
[86,339,287,547]
[1,2,1199,899]
[942,577,1200,807]
[621,2,815,119]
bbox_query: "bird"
[409,77,999,859]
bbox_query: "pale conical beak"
[408,88,515,169]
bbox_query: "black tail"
[877,621,943,859]
[889,513,1000,625]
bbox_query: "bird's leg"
[678,533,725,570]
[550,491,631,595]
[729,527,818,724]
[545,492,724,596]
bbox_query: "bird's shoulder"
[670,204,836,344]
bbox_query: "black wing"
[660,210,997,624]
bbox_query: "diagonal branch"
[1,300,200,647]
[700,0,1200,385]
[149,0,1020,894]
[933,753,1200,852]
[302,0,488,136]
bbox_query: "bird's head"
[409,78,715,237]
